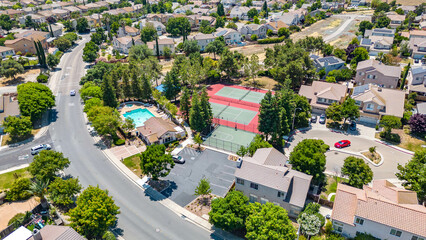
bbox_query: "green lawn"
[0,168,31,191]
[322,175,346,202]
[123,154,142,176]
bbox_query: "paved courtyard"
[163,148,236,207]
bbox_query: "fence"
[203,137,247,153]
[209,94,261,108]
[213,117,259,134]
[308,193,334,208]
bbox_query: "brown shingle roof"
[332,181,426,237]
[28,225,85,240]
[136,117,178,143]
[356,59,402,78]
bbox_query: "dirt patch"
[240,76,279,91]
[394,129,426,152]
[0,69,41,87]
[361,151,381,164]
[0,197,39,229]
[185,194,216,219]
[322,19,342,29]
[395,0,424,5]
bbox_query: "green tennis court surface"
[210,102,257,125]
[204,125,256,153]
[214,86,265,104]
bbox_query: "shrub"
[257,36,285,44]
[36,73,49,83]
[250,34,258,41]
[5,178,32,201]
[114,139,125,146]
[25,52,32,57]
[379,131,401,143]
[324,220,333,234]
[8,213,25,228]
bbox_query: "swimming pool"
[123,108,155,127]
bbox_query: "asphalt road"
[42,35,215,240]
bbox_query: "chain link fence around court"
[203,135,249,153]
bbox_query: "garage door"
[358,116,378,125]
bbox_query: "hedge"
[258,36,286,44]
[36,73,49,83]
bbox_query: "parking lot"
[162,148,236,207]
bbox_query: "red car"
[334,140,351,148]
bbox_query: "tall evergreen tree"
[258,91,280,141]
[131,71,143,100]
[217,3,225,16]
[200,87,213,130]
[38,41,47,68]
[102,75,118,108]
[34,41,42,65]
[180,87,191,122]
[262,1,268,17]
[122,71,132,100]
[189,94,204,132]
[163,68,181,101]
[141,75,152,101]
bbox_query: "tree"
[250,34,258,41]
[82,41,99,62]
[47,54,60,69]
[0,59,24,79]
[358,21,374,36]
[278,27,290,38]
[128,44,153,62]
[163,46,172,58]
[396,149,426,203]
[236,146,248,157]
[189,93,204,132]
[17,82,55,121]
[194,177,212,204]
[69,186,120,239]
[0,14,13,31]
[5,178,32,201]
[200,20,215,34]
[209,191,249,231]
[350,47,369,67]
[48,177,82,208]
[341,98,360,123]
[258,92,281,141]
[76,18,89,33]
[342,156,373,189]
[298,213,322,238]
[374,2,390,12]
[226,22,238,30]
[380,115,401,135]
[245,202,296,240]
[87,106,121,137]
[180,87,191,122]
[80,82,102,102]
[163,68,181,101]
[205,38,225,59]
[2,116,32,140]
[409,114,426,134]
[217,3,225,16]
[182,40,200,55]
[219,48,239,79]
[140,23,157,43]
[140,144,174,180]
[215,16,225,28]
[289,139,329,184]
[102,75,118,108]
[200,87,213,130]
[29,150,70,181]
[28,179,49,209]
[121,71,132,100]
[194,133,203,150]
[263,1,268,17]
[376,16,390,28]
[54,37,72,52]
[247,8,258,19]
[298,202,325,227]
[247,135,272,156]
[244,54,261,86]
[166,17,191,39]
[326,102,343,122]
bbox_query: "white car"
[31,144,51,155]
[70,90,76,96]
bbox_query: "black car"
[319,114,326,124]
[349,121,357,131]
[172,155,185,164]
[311,115,317,123]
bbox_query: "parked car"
[31,144,51,155]
[334,140,351,148]
[70,90,76,96]
[311,115,317,123]
[319,114,326,124]
[172,155,185,164]
[349,121,356,131]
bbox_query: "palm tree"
[28,179,49,209]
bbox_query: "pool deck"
[118,103,165,123]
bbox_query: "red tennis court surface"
[206,84,270,134]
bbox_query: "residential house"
[310,55,345,74]
[50,24,63,38]
[117,26,140,37]
[416,102,426,115]
[190,33,215,51]
[387,13,405,28]
[85,14,102,28]
[234,148,312,218]
[214,28,242,45]
[350,0,366,6]
[63,6,82,14]
[265,20,289,34]
[186,15,199,29]
[15,30,51,41]
[141,20,166,36]
[18,14,46,25]
[408,66,426,101]
[192,8,209,15]
[5,37,45,54]
[113,36,142,54]
[58,1,74,8]
[37,10,54,18]
[174,5,194,14]
[409,30,426,60]
[230,6,250,20]
[0,93,20,134]
[331,180,426,240]
[146,38,175,55]
[397,5,416,14]
[355,59,401,89]
[240,24,267,39]
[351,84,405,124]
[359,35,394,56]
[51,9,70,20]
[136,117,185,145]
[4,225,85,240]
[3,9,24,19]
[277,12,302,26]
[198,16,216,27]
[76,5,89,13]
[364,28,395,38]
[0,46,15,58]
[298,81,348,114]
[146,14,173,25]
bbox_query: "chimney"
[33,229,42,240]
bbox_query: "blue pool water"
[123,108,155,127]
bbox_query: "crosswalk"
[181,147,199,157]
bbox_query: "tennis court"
[204,125,256,153]
[214,86,266,104]
[211,102,257,125]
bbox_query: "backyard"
[321,175,346,202]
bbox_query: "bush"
[8,211,31,229]
[379,131,401,143]
[257,36,285,44]
[5,178,32,201]
[36,73,49,83]
[324,220,333,234]
[114,139,125,146]
[250,34,258,41]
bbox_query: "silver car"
[31,144,51,155]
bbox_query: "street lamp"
[292,107,302,131]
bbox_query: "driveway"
[163,148,236,207]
